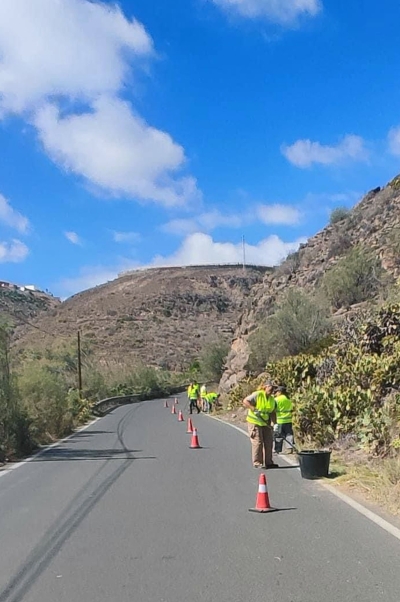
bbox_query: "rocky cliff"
[220,176,400,392]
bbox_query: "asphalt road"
[0,394,400,602]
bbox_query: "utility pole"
[77,330,83,397]
[242,235,246,271]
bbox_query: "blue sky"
[1,0,400,298]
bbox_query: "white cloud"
[55,232,306,296]
[0,239,29,263]
[282,135,368,168]
[388,126,400,156]
[34,97,200,207]
[161,218,200,236]
[162,210,246,235]
[113,231,141,243]
[210,0,322,24]
[64,231,82,245]
[0,194,30,233]
[0,0,199,207]
[0,0,153,113]
[256,203,301,225]
[162,204,301,235]
[152,232,305,267]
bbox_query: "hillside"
[0,285,59,326]
[13,265,270,370]
[220,175,400,392]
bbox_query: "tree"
[0,322,13,453]
[276,250,301,276]
[0,322,33,458]
[330,207,350,225]
[247,326,276,374]
[199,339,230,382]
[247,289,330,370]
[18,361,72,439]
[322,246,386,309]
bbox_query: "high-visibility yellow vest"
[205,392,218,403]
[275,394,293,425]
[188,384,199,400]
[246,391,276,426]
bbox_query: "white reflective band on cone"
[259,484,267,493]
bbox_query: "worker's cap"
[275,385,285,393]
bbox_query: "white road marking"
[207,414,400,543]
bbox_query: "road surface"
[0,395,399,602]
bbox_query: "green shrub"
[232,301,400,454]
[322,246,386,309]
[330,207,350,225]
[247,289,330,370]
[18,362,73,441]
[247,326,276,374]
[67,389,92,423]
[276,250,301,276]
[199,339,230,381]
[389,174,400,191]
[328,232,352,259]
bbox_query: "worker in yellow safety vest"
[200,383,208,411]
[204,392,219,413]
[243,381,278,469]
[273,385,294,454]
[188,381,201,415]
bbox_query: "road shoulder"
[206,412,400,541]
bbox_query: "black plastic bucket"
[298,450,331,480]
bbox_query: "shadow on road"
[249,507,297,514]
[0,404,148,602]
[32,448,147,462]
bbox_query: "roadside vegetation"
[329,206,350,225]
[226,244,400,514]
[0,321,226,461]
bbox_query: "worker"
[243,381,278,469]
[200,383,208,411]
[188,381,201,415]
[204,391,219,413]
[274,385,294,454]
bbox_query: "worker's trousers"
[201,397,208,412]
[189,399,200,414]
[274,423,294,453]
[248,423,273,467]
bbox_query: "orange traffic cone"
[178,410,184,422]
[164,400,169,408]
[249,473,277,513]
[190,428,201,449]
[174,398,179,405]
[187,418,193,434]
[171,404,176,415]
